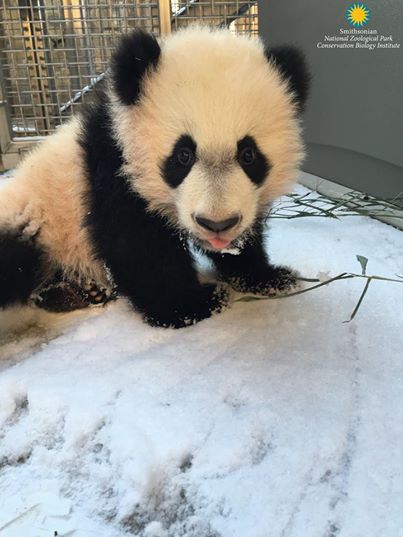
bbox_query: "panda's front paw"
[224,265,300,296]
[144,283,231,329]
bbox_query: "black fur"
[110,29,161,106]
[161,134,197,188]
[0,230,43,308]
[205,220,297,295]
[80,92,229,328]
[32,274,115,313]
[237,136,270,186]
[266,46,310,112]
[0,31,304,326]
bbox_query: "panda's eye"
[162,134,197,188]
[239,146,256,166]
[237,135,270,186]
[177,147,195,166]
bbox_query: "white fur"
[112,27,304,246]
[0,27,304,287]
[0,119,105,283]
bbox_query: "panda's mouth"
[187,219,253,253]
[190,233,235,252]
[193,231,250,253]
[187,218,256,254]
[205,236,232,250]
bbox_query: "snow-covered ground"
[0,183,402,537]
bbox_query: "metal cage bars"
[0,0,258,167]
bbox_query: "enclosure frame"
[0,0,258,168]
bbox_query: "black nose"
[194,214,240,233]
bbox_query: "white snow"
[0,184,402,537]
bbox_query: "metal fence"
[0,0,258,166]
[171,1,258,32]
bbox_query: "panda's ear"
[265,46,310,113]
[110,30,161,106]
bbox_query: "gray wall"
[259,0,403,201]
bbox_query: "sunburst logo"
[346,3,371,27]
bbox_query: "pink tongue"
[207,237,232,249]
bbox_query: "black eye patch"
[237,136,270,186]
[161,134,197,188]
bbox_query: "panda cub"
[0,27,309,328]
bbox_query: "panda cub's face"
[111,28,307,252]
[161,132,270,251]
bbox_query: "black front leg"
[81,97,230,329]
[107,232,229,328]
[205,222,298,296]
[138,280,230,329]
[90,186,230,329]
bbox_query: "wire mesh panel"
[171,1,258,35]
[0,0,258,141]
[0,1,160,137]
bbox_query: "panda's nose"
[194,214,241,233]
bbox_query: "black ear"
[110,30,161,106]
[266,46,310,113]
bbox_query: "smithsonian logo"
[346,3,371,27]
[316,2,401,51]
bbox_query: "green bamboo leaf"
[356,255,368,275]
